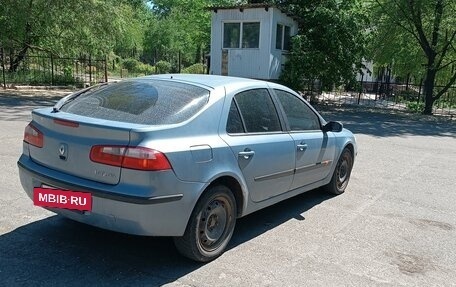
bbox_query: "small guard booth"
[209,4,298,80]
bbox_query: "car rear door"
[220,88,295,202]
[273,89,336,190]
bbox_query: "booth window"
[223,22,260,49]
[276,24,291,50]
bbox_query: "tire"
[173,185,237,262]
[324,148,353,195]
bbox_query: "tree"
[112,1,150,59]
[369,0,456,114]
[0,0,147,71]
[143,0,236,68]
[278,0,368,92]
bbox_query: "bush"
[396,90,420,103]
[279,60,305,91]
[155,60,172,74]
[122,58,142,73]
[63,66,73,78]
[121,58,155,75]
[406,101,425,113]
[137,63,155,75]
[5,69,83,86]
[182,63,207,74]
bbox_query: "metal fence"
[310,81,456,118]
[1,49,107,88]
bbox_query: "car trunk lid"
[28,108,140,185]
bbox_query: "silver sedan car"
[18,74,357,262]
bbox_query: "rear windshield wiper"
[52,82,111,113]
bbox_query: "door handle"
[297,143,308,152]
[238,149,255,159]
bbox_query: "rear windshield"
[60,79,210,125]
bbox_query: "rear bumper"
[17,154,204,236]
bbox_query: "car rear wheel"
[324,148,353,195]
[173,185,237,262]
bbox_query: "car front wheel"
[324,148,353,195]
[173,185,237,262]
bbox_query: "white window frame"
[276,23,291,51]
[222,21,260,49]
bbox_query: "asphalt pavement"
[0,90,455,286]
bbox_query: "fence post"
[405,73,410,91]
[386,65,391,98]
[358,73,364,105]
[50,54,54,86]
[1,47,6,89]
[178,51,181,73]
[375,66,382,101]
[104,55,108,83]
[88,54,92,85]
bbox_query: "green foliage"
[112,2,149,59]
[63,66,73,78]
[0,0,148,71]
[5,69,83,86]
[122,58,142,72]
[122,58,155,74]
[137,63,155,75]
[395,90,420,102]
[144,5,206,66]
[143,0,237,66]
[367,0,456,114]
[278,0,368,92]
[182,63,207,74]
[155,60,172,74]
[406,102,425,113]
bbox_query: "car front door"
[273,89,336,190]
[220,88,295,202]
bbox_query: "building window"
[276,24,291,50]
[223,22,260,49]
[276,24,283,50]
[242,22,260,48]
[223,23,240,48]
[284,26,291,50]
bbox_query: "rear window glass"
[59,80,210,125]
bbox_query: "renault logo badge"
[59,143,68,160]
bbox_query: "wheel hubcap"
[338,161,348,182]
[198,198,229,251]
[336,154,351,190]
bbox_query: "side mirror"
[322,121,343,133]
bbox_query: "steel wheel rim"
[336,153,351,190]
[198,196,231,252]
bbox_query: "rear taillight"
[24,123,44,148]
[90,145,171,171]
[122,147,172,170]
[90,146,125,167]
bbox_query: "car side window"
[226,100,245,134]
[274,89,320,131]
[233,89,282,133]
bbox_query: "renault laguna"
[18,74,357,262]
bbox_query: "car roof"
[140,74,266,89]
